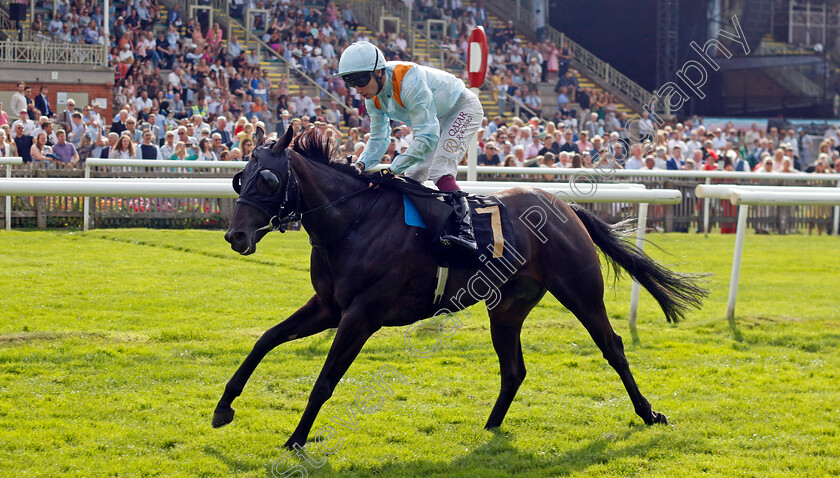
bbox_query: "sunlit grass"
[1,229,838,477]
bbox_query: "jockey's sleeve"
[389,71,440,174]
[358,100,391,170]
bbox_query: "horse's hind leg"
[484,278,545,430]
[545,269,667,425]
[212,294,339,428]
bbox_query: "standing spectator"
[0,101,7,127]
[212,116,232,146]
[666,145,684,170]
[97,133,119,158]
[109,134,135,159]
[0,129,13,156]
[527,57,542,91]
[276,109,292,135]
[534,9,545,42]
[34,86,52,118]
[10,82,27,117]
[557,41,572,77]
[196,138,216,161]
[624,144,644,169]
[160,131,177,159]
[137,129,162,159]
[56,98,77,129]
[68,113,85,148]
[292,89,315,118]
[52,130,80,165]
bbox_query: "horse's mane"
[291,128,366,180]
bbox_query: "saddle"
[372,173,518,269]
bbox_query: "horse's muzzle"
[225,230,254,255]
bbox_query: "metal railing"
[168,0,351,113]
[0,39,107,66]
[351,0,540,120]
[0,4,15,31]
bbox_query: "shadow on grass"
[204,446,265,474]
[727,315,744,343]
[317,426,668,477]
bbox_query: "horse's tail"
[573,206,708,323]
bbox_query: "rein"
[248,158,381,248]
[308,187,382,249]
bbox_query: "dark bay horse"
[214,126,707,449]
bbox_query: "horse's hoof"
[650,411,668,425]
[212,407,235,428]
[283,436,305,450]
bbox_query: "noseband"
[236,158,301,234]
[234,146,379,244]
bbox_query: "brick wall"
[0,82,114,126]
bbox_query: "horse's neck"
[291,156,369,242]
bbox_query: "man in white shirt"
[683,131,702,159]
[638,111,655,143]
[711,128,727,151]
[624,144,644,169]
[660,135,681,160]
[48,17,63,34]
[291,90,316,118]
[133,90,154,112]
[10,82,27,117]
[12,110,35,138]
[192,114,211,142]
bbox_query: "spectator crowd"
[2,0,839,177]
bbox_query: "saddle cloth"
[376,174,518,268]
[403,192,518,269]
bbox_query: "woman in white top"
[109,134,135,159]
[196,138,215,161]
[0,130,12,157]
[30,132,55,163]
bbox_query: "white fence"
[695,185,840,320]
[2,158,685,330]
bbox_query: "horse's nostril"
[233,232,248,244]
[225,231,248,245]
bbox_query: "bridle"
[235,158,302,234]
[235,147,381,246]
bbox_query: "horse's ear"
[254,125,265,146]
[273,125,294,153]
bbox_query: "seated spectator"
[478,142,501,166]
[109,134,135,159]
[30,132,55,163]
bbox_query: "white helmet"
[338,41,386,77]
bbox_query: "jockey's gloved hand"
[354,161,365,172]
[368,168,395,186]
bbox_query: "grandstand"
[0,0,838,174]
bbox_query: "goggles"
[342,71,373,88]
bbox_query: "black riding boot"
[440,192,478,253]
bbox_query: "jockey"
[338,41,480,254]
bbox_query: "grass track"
[1,229,839,477]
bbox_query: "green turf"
[1,229,838,477]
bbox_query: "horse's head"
[225,126,296,255]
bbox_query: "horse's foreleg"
[212,294,338,428]
[284,311,379,449]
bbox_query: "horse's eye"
[259,169,281,194]
[232,171,243,195]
